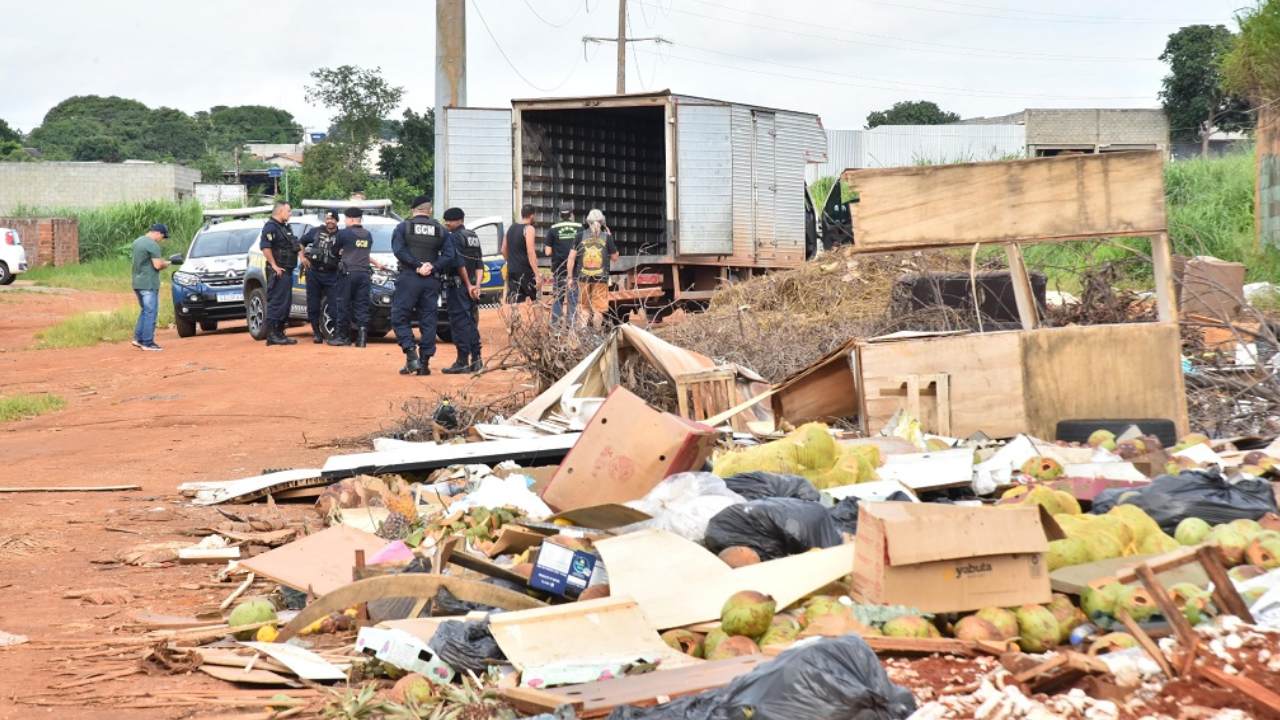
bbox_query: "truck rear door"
[675,102,734,256]
[443,108,513,223]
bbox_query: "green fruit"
[705,635,760,660]
[1088,632,1137,654]
[1208,525,1251,566]
[702,628,729,658]
[1046,594,1080,644]
[1047,538,1090,571]
[1081,583,1125,620]
[1168,583,1212,626]
[1229,519,1264,542]
[1088,429,1117,451]
[1020,457,1064,482]
[953,616,1003,642]
[1175,517,1212,546]
[1014,604,1060,653]
[1245,536,1280,569]
[800,595,849,627]
[1081,533,1126,562]
[882,615,939,639]
[660,629,704,657]
[1107,505,1162,544]
[720,590,776,639]
[228,599,278,640]
[1228,564,1267,583]
[1138,532,1181,556]
[758,618,800,648]
[975,607,1019,640]
[1115,586,1158,623]
[1052,490,1082,516]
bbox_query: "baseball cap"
[411,194,432,210]
[559,206,573,216]
[323,211,339,221]
[149,223,169,238]
[442,207,465,221]
[344,207,363,218]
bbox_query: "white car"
[0,227,28,284]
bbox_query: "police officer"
[259,201,299,346]
[328,207,376,348]
[390,195,452,375]
[441,207,484,374]
[299,211,342,344]
[545,206,581,326]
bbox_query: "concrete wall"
[1024,109,1169,153]
[807,125,1026,181]
[0,162,201,213]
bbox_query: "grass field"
[0,393,66,422]
[35,288,176,349]
[11,199,203,262]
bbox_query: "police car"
[170,206,274,337]
[242,200,506,342]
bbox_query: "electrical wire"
[647,0,1162,62]
[896,0,1221,25]
[627,4,649,90]
[519,0,587,29]
[472,0,582,92]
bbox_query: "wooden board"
[542,388,718,512]
[548,504,653,530]
[321,434,580,479]
[1021,323,1189,439]
[238,525,387,596]
[178,469,325,506]
[540,655,766,718]
[488,597,699,673]
[1050,554,1208,595]
[198,664,300,687]
[770,341,859,425]
[841,151,1167,251]
[595,529,856,630]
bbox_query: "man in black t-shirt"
[328,207,375,348]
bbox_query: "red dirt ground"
[0,286,529,719]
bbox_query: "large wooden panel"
[858,331,1025,438]
[842,151,1167,251]
[1020,323,1189,438]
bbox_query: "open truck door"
[442,107,514,224]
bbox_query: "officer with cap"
[441,207,484,374]
[545,206,582,326]
[329,206,376,348]
[390,194,451,375]
[259,201,299,346]
[299,210,342,344]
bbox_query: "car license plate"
[217,292,243,303]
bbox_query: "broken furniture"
[772,151,1190,438]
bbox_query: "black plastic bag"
[429,620,504,673]
[607,636,916,720]
[722,471,821,502]
[704,498,843,560]
[828,491,913,535]
[1090,469,1279,533]
[432,586,494,616]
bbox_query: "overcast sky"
[0,0,1245,135]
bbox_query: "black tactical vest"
[305,228,340,271]
[404,217,444,268]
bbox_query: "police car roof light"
[202,205,275,220]
[300,199,394,212]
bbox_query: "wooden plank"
[1004,243,1039,330]
[1134,564,1198,650]
[1055,551,1206,595]
[238,526,388,596]
[178,547,241,563]
[1151,232,1179,323]
[322,434,579,479]
[1198,664,1280,713]
[770,341,860,425]
[277,574,546,641]
[219,573,256,611]
[541,655,766,718]
[1019,323,1189,440]
[1116,611,1174,678]
[1196,546,1256,623]
[488,597,699,673]
[0,484,140,493]
[841,151,1167,251]
[501,687,583,715]
[198,665,301,687]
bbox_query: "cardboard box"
[851,502,1062,613]
[529,538,603,598]
[1174,255,1247,320]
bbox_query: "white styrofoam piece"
[874,447,975,490]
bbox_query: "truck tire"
[199,319,218,332]
[176,315,197,338]
[1055,419,1178,449]
[246,286,268,341]
[0,262,12,285]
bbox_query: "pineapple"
[377,512,413,541]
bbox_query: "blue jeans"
[551,273,578,325]
[134,289,158,345]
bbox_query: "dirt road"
[0,286,528,718]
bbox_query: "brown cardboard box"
[851,502,1063,613]
[1174,255,1247,320]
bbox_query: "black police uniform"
[444,226,484,371]
[390,214,450,370]
[259,217,298,342]
[333,225,374,345]
[299,226,341,342]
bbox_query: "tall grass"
[35,289,176,349]
[0,393,66,422]
[9,199,204,261]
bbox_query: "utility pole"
[435,0,467,210]
[584,0,669,94]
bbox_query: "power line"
[637,46,1154,101]
[913,0,1221,24]
[519,0,588,29]
[858,0,1225,25]
[472,0,582,92]
[644,0,1161,63]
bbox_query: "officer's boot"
[267,323,293,346]
[468,351,484,374]
[442,350,469,374]
[417,352,432,376]
[399,347,421,375]
[355,327,367,348]
[311,325,324,344]
[326,331,348,347]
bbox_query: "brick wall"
[0,217,79,267]
[0,162,200,214]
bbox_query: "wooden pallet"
[675,367,744,431]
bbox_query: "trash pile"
[25,319,1280,720]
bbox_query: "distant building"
[0,161,200,213]
[960,108,1170,156]
[807,124,1025,181]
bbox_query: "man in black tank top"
[502,204,538,303]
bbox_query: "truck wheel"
[176,315,197,338]
[319,298,337,340]
[199,320,218,332]
[246,287,268,341]
[0,262,12,285]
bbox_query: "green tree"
[0,118,19,145]
[378,108,434,194]
[305,65,404,171]
[73,136,124,162]
[29,95,152,158]
[141,107,206,163]
[865,101,960,129]
[205,105,303,150]
[293,141,371,202]
[1160,25,1251,157]
[1223,1,1280,103]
